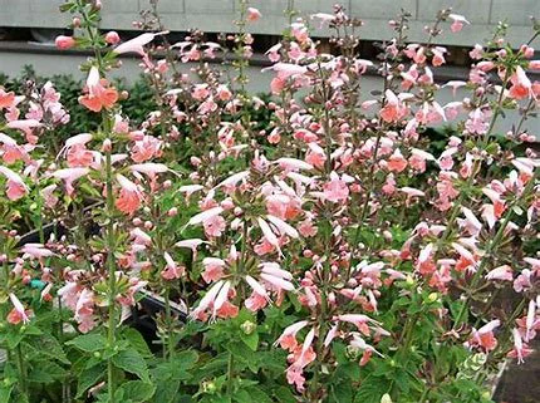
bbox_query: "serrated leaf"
[153,380,179,403]
[77,363,106,398]
[122,328,153,358]
[118,380,155,403]
[240,331,259,351]
[112,348,150,382]
[67,333,107,353]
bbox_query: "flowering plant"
[0,1,538,403]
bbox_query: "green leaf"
[118,380,155,403]
[122,328,153,358]
[67,333,107,353]
[153,380,179,403]
[28,333,70,364]
[244,387,272,403]
[0,386,13,403]
[112,348,150,382]
[273,386,297,403]
[28,362,67,384]
[77,363,106,398]
[234,390,252,403]
[330,382,353,403]
[240,331,259,351]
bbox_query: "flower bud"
[105,31,121,45]
[55,35,76,50]
[381,394,393,403]
[168,207,178,217]
[241,320,256,335]
[102,139,112,152]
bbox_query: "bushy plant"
[0,1,538,403]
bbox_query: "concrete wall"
[0,0,538,47]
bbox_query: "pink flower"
[468,320,500,352]
[387,149,408,172]
[114,31,168,56]
[508,329,533,364]
[130,135,162,163]
[379,90,408,123]
[508,66,532,100]
[485,265,513,282]
[161,252,185,280]
[323,172,350,203]
[449,14,470,33]
[0,89,16,110]
[203,214,226,238]
[53,167,89,197]
[7,294,30,325]
[115,174,142,215]
[202,258,226,283]
[0,166,28,201]
[79,67,118,113]
[247,7,262,22]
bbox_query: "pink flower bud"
[105,31,121,45]
[102,139,112,152]
[168,207,178,217]
[55,35,76,50]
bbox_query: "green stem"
[164,285,175,361]
[226,352,235,396]
[105,145,117,403]
[419,386,430,403]
[15,344,28,397]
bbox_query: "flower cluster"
[0,1,537,403]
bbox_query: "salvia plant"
[0,0,538,402]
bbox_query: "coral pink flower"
[7,294,30,325]
[0,166,28,200]
[508,66,532,100]
[387,149,408,172]
[131,135,162,163]
[0,89,16,109]
[201,258,226,283]
[67,144,94,167]
[79,67,119,113]
[468,320,500,352]
[161,252,185,280]
[380,90,408,123]
[116,174,142,215]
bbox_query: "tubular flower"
[79,67,119,113]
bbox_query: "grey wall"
[0,0,538,47]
